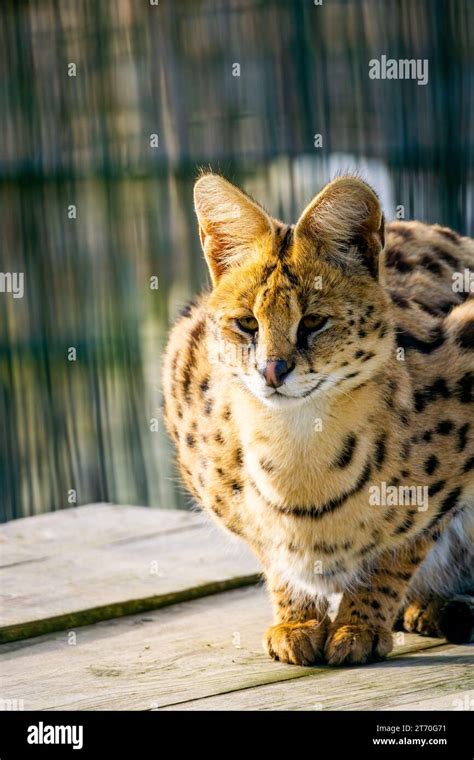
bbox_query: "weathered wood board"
[1,505,472,711]
[2,585,469,711]
[0,504,260,643]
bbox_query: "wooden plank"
[171,644,473,710]
[174,644,473,711]
[384,691,474,711]
[0,504,204,566]
[0,585,455,711]
[0,505,260,643]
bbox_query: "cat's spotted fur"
[162,174,474,665]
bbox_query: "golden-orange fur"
[162,174,474,665]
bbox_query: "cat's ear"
[194,174,273,284]
[294,177,385,278]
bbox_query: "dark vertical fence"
[0,0,472,520]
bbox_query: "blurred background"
[1,0,473,521]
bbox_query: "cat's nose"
[262,359,294,388]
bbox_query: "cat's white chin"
[239,374,330,406]
[259,391,314,408]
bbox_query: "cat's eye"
[236,315,258,334]
[300,315,328,333]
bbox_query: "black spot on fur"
[355,541,377,557]
[420,255,443,276]
[258,263,278,284]
[432,246,459,268]
[424,455,439,475]
[278,227,294,259]
[280,262,299,287]
[333,433,357,468]
[374,434,387,468]
[389,291,410,309]
[433,487,463,524]
[414,378,450,413]
[428,480,446,497]
[458,423,470,452]
[179,298,197,318]
[384,247,413,272]
[378,585,399,599]
[393,514,416,535]
[436,420,454,436]
[456,372,473,403]
[396,326,445,354]
[190,318,206,343]
[182,367,192,402]
[253,458,372,519]
[462,457,474,473]
[414,299,456,317]
[438,228,460,244]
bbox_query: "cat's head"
[194,173,393,407]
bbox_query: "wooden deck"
[1,504,472,711]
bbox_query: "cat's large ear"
[294,177,385,278]
[194,174,273,284]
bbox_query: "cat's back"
[383,220,474,318]
[382,220,473,435]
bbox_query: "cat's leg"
[401,596,445,637]
[324,534,435,665]
[263,574,329,666]
[401,509,474,643]
[402,594,474,643]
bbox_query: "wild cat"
[162,173,474,665]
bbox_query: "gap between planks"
[0,504,261,644]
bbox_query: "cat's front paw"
[264,620,327,666]
[324,624,393,666]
